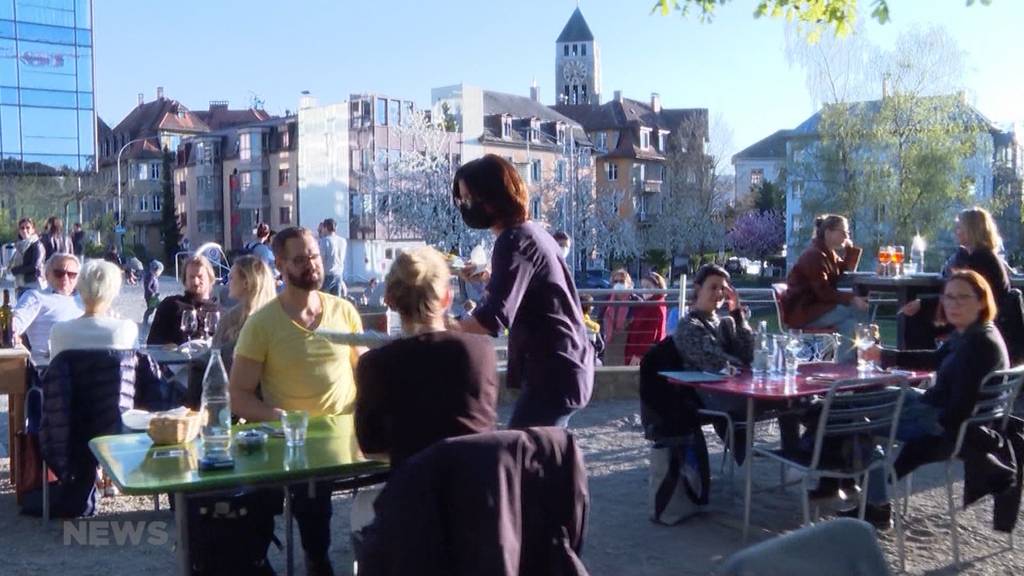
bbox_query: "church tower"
[555,7,601,105]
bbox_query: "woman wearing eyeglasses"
[852,269,1009,528]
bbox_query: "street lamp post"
[116,137,150,247]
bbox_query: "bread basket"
[147,410,202,445]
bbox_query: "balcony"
[635,179,662,194]
[637,212,654,226]
[128,210,161,225]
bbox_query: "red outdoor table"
[661,363,927,540]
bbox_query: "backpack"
[188,490,280,575]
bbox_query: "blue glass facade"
[0,0,94,173]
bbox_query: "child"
[580,294,605,365]
[143,260,164,324]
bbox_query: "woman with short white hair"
[49,259,138,358]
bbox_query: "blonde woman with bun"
[355,246,498,468]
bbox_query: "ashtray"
[236,429,268,454]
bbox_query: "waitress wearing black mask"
[455,154,594,427]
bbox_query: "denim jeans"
[805,304,868,363]
[866,388,944,504]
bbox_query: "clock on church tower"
[555,7,601,105]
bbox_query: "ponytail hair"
[384,246,451,325]
[813,214,848,242]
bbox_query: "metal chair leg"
[903,473,912,516]
[42,460,50,523]
[858,472,870,521]
[945,462,960,567]
[800,475,811,526]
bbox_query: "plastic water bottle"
[200,349,232,456]
[386,307,403,336]
[752,321,769,377]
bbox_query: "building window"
[179,181,186,196]
[279,206,292,225]
[658,131,667,151]
[572,43,578,56]
[531,196,541,220]
[149,162,161,180]
[279,168,290,186]
[402,101,414,126]
[239,135,251,161]
[750,168,764,187]
[240,172,252,191]
[563,44,569,56]
[388,100,400,128]
[556,124,566,145]
[376,98,388,125]
[531,159,542,183]
[556,160,566,183]
[139,194,149,212]
[563,85,570,102]
[501,116,512,139]
[581,43,587,56]
[153,194,162,212]
[581,84,587,103]
[595,132,607,151]
[605,162,618,181]
[640,129,651,150]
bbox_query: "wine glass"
[784,329,804,375]
[878,246,892,276]
[204,309,220,341]
[180,308,199,342]
[892,245,905,276]
[855,323,877,373]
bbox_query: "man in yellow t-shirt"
[231,226,363,576]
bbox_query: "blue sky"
[94,0,1023,163]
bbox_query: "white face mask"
[613,283,627,291]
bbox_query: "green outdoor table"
[89,415,388,576]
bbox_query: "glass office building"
[0,0,94,173]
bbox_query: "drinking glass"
[892,245,905,276]
[878,246,892,276]
[204,309,221,340]
[281,410,309,447]
[180,308,199,341]
[784,330,803,375]
[855,323,877,373]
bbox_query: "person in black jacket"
[10,217,45,298]
[147,254,219,345]
[40,216,73,260]
[900,207,1013,348]
[853,269,1009,527]
[356,246,498,470]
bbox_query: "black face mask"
[459,202,494,230]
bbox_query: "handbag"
[649,434,710,525]
[15,388,56,499]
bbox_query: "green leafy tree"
[752,179,785,212]
[651,0,990,41]
[159,149,182,266]
[788,27,981,256]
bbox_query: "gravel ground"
[2,280,1023,575]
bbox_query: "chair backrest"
[719,518,890,576]
[807,376,908,471]
[771,282,787,331]
[952,365,1024,458]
